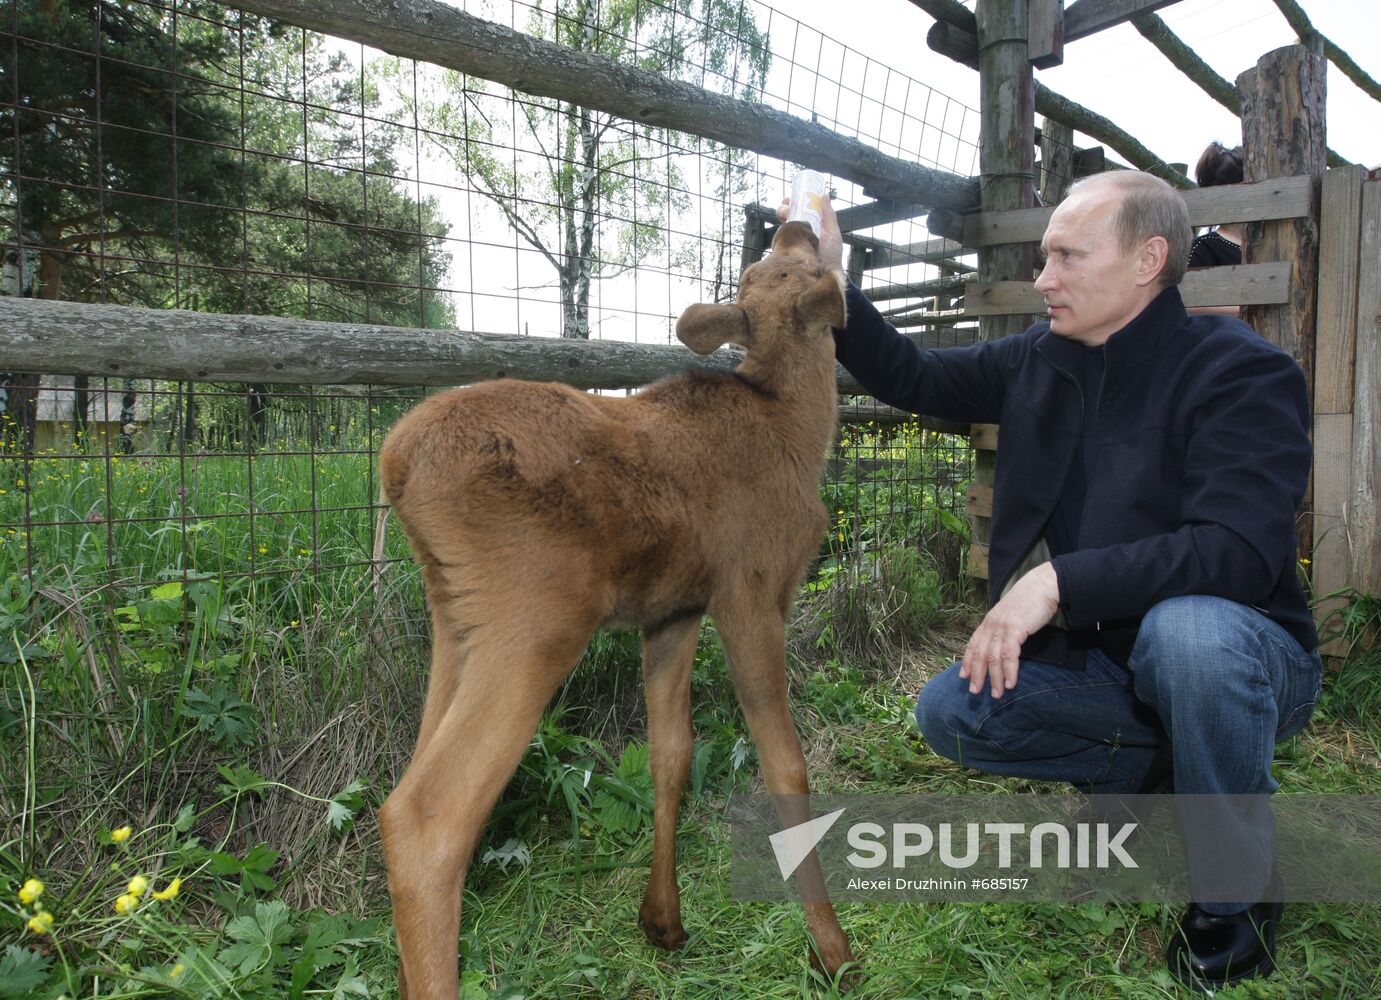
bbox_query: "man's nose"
[1034,265,1055,293]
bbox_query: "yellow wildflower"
[111,825,133,844]
[27,910,54,935]
[114,893,139,914]
[127,875,149,897]
[170,963,186,979]
[18,878,44,905]
[152,877,183,901]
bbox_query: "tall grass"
[4,421,1379,998]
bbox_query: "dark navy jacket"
[835,283,1318,665]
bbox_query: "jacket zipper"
[1001,348,1083,598]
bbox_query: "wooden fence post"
[969,0,1036,582]
[1039,119,1074,205]
[1237,43,1327,564]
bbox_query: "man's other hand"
[961,562,1061,698]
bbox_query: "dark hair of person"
[1195,142,1244,188]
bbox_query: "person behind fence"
[1188,140,1245,268]
[1186,141,1247,319]
[790,170,1321,992]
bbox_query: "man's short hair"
[1068,172,1192,287]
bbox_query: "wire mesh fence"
[1,0,983,673]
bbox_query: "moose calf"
[378,221,855,997]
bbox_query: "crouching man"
[810,171,1322,991]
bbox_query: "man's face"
[1033,188,1154,346]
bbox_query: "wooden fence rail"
[0,296,971,435]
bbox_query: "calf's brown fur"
[378,222,855,996]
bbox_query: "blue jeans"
[914,596,1323,911]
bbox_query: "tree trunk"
[74,375,90,447]
[117,378,138,454]
[3,230,64,454]
[571,110,597,340]
[247,384,269,450]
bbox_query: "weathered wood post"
[967,0,1036,579]
[1351,176,1381,597]
[1311,164,1370,652]
[1039,119,1075,205]
[1236,44,1327,574]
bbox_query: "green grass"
[3,435,1380,998]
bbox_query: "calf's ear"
[795,270,847,330]
[676,302,751,355]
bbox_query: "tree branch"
[1132,12,1350,168]
[1272,0,1381,103]
[907,0,975,33]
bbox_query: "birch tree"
[385,0,769,338]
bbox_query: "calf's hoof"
[809,938,859,991]
[638,907,688,951]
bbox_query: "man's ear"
[1136,235,1170,287]
[676,302,751,355]
[794,270,847,330]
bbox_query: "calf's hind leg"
[381,624,593,1000]
[638,616,701,950]
[716,608,856,980]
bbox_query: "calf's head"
[675,221,846,364]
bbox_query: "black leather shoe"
[1167,892,1283,993]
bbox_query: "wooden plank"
[971,423,999,451]
[868,275,968,303]
[835,199,930,234]
[1071,144,1108,179]
[967,542,990,580]
[1181,262,1293,307]
[1028,0,1065,69]
[864,236,972,271]
[962,263,1292,317]
[966,482,994,518]
[1350,178,1381,595]
[962,175,1315,247]
[1312,411,1353,657]
[1315,166,1365,414]
[1062,0,1186,42]
[963,281,1046,316]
